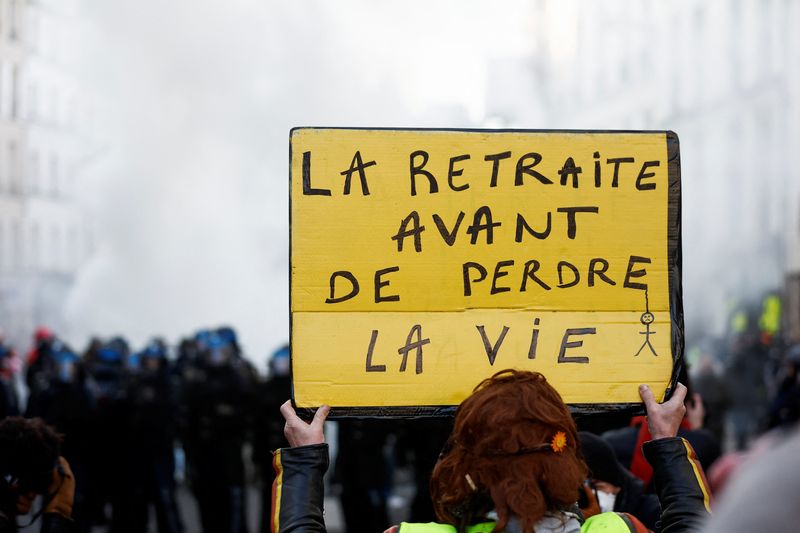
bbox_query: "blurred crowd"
[0,306,799,532]
[0,326,292,533]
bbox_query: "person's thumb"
[668,382,688,406]
[639,384,657,409]
[311,405,330,428]
[280,399,300,423]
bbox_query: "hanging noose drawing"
[634,288,658,357]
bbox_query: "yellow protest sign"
[290,128,682,416]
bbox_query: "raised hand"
[639,383,688,440]
[279,400,330,447]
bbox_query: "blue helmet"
[194,329,213,349]
[269,344,290,376]
[98,345,123,363]
[142,340,168,360]
[217,327,238,347]
[53,345,80,383]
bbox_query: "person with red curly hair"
[271,370,711,533]
[428,371,588,532]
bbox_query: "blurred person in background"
[0,417,76,532]
[182,329,254,533]
[252,344,291,533]
[690,351,729,445]
[701,422,800,532]
[0,334,20,419]
[394,418,453,523]
[603,366,720,488]
[25,342,93,533]
[578,432,660,530]
[765,344,800,430]
[333,418,393,533]
[26,327,57,401]
[173,337,201,480]
[83,340,133,531]
[126,339,183,533]
[217,326,260,385]
[723,308,770,450]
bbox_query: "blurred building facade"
[0,0,93,349]
[486,0,800,342]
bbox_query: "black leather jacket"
[271,437,711,533]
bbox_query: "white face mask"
[597,490,617,513]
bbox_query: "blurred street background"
[0,0,799,532]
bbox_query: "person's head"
[217,327,241,357]
[0,417,61,515]
[140,338,169,372]
[269,344,291,377]
[52,345,81,384]
[33,327,54,345]
[204,332,233,367]
[430,369,586,532]
[578,432,625,512]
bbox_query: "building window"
[30,222,39,270]
[28,151,39,194]
[8,141,18,195]
[50,87,58,124]
[0,63,8,118]
[27,7,37,52]
[11,220,21,270]
[68,226,78,270]
[10,64,19,120]
[26,81,37,121]
[49,154,58,197]
[0,219,4,271]
[50,226,61,270]
[9,0,18,41]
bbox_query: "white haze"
[64,0,537,361]
[64,0,797,361]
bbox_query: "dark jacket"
[270,437,711,533]
[613,468,660,530]
[603,424,720,483]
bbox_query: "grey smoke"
[64,0,536,359]
[64,0,798,359]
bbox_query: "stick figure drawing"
[634,289,658,357]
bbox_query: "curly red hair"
[430,370,587,533]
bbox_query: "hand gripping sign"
[290,128,683,417]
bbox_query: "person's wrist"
[649,430,674,440]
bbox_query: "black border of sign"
[289,127,683,420]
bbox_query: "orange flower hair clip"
[550,431,568,453]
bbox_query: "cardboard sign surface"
[290,128,682,416]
